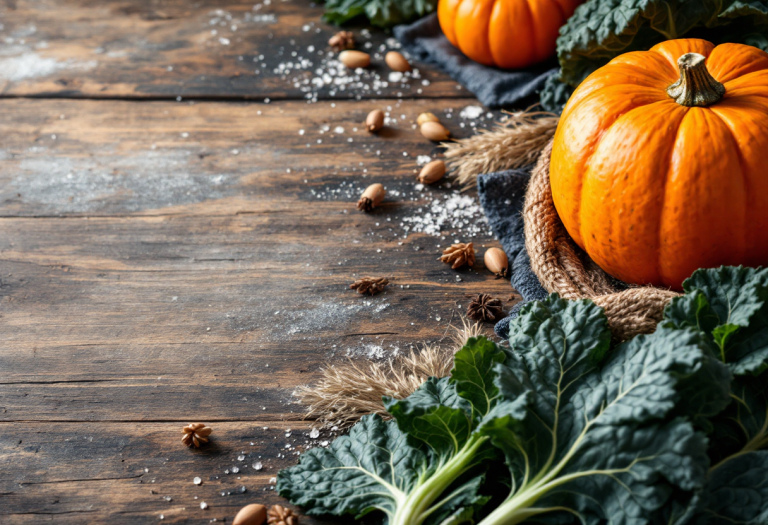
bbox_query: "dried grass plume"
[443,107,559,189]
[296,318,485,429]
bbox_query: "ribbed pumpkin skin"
[438,0,583,69]
[550,39,768,291]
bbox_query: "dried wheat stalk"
[296,318,485,428]
[443,107,559,189]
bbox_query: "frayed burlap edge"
[524,141,680,341]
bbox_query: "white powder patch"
[401,193,487,238]
[257,298,391,340]
[13,149,236,213]
[416,155,432,166]
[344,342,402,360]
[459,105,484,119]
[0,52,96,82]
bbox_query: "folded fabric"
[393,14,558,108]
[477,168,548,338]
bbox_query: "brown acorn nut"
[339,50,370,68]
[328,31,355,52]
[385,51,411,72]
[233,504,268,525]
[484,247,509,279]
[357,183,386,212]
[366,109,385,132]
[420,121,450,142]
[417,112,440,126]
[418,160,446,184]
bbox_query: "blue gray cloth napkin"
[477,168,548,338]
[393,14,558,108]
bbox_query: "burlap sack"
[523,141,680,341]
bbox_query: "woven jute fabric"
[523,141,680,341]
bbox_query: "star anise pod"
[181,423,212,448]
[466,293,505,322]
[268,505,298,525]
[350,277,389,295]
[439,242,475,269]
[328,30,355,52]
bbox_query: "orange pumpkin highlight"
[438,0,583,69]
[550,39,768,291]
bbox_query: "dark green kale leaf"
[707,374,768,465]
[542,0,768,111]
[276,414,429,519]
[660,267,768,524]
[475,295,730,525]
[663,266,768,375]
[323,0,437,28]
[688,450,768,524]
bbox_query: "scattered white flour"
[14,149,237,213]
[416,155,432,166]
[401,193,487,238]
[459,105,484,119]
[0,52,96,82]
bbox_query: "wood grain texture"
[0,97,519,522]
[0,421,358,523]
[0,0,465,100]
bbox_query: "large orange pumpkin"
[438,0,583,69]
[550,39,768,291]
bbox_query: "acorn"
[484,248,509,279]
[357,183,386,212]
[366,109,385,132]
[385,51,412,72]
[418,160,446,184]
[417,112,440,126]
[233,504,267,525]
[339,50,370,68]
[420,121,450,141]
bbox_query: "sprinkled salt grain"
[200,502,208,510]
[333,126,344,134]
[310,428,320,439]
[416,155,432,166]
[237,455,245,461]
[193,477,202,485]
[218,37,230,45]
[231,466,240,473]
[253,461,263,470]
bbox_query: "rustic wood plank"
[0,98,496,217]
[0,211,514,421]
[0,0,465,100]
[0,97,517,425]
[0,421,351,524]
[0,71,516,521]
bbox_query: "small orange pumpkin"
[550,39,768,290]
[438,0,583,69]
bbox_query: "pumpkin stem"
[667,53,725,107]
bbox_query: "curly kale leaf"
[323,0,437,28]
[276,414,429,520]
[543,0,768,107]
[476,295,730,525]
[663,266,768,375]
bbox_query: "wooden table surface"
[0,1,519,522]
